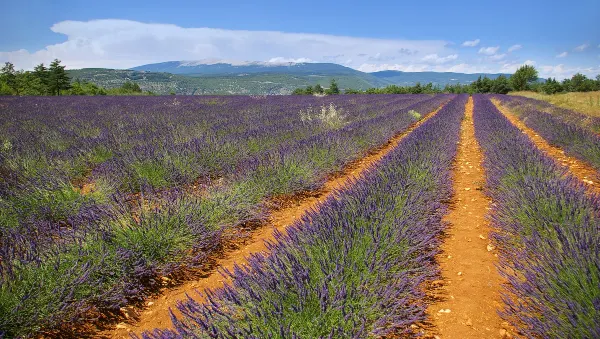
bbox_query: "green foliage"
[491,75,511,94]
[313,83,324,94]
[541,78,563,94]
[48,59,71,95]
[565,73,598,92]
[33,63,50,95]
[325,79,340,95]
[510,65,538,91]
[0,62,18,94]
[121,80,142,93]
[69,80,105,95]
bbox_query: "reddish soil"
[106,105,446,338]
[493,100,600,195]
[427,97,510,338]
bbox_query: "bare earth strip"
[428,97,509,339]
[493,100,600,195]
[107,104,448,338]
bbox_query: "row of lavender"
[0,95,453,338]
[493,94,600,172]
[0,94,426,227]
[473,95,600,338]
[497,94,600,133]
[140,95,468,339]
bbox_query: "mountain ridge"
[68,61,513,95]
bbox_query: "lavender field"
[0,94,452,337]
[0,94,598,338]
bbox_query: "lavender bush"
[493,94,600,172]
[0,94,453,337]
[140,95,468,339]
[473,94,600,338]
[498,94,600,133]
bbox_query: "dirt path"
[107,105,447,338]
[493,100,599,195]
[427,97,509,339]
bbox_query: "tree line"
[293,65,600,95]
[0,60,155,96]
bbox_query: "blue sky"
[1,0,599,78]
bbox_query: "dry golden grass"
[510,91,600,117]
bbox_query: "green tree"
[541,78,562,94]
[491,75,511,94]
[510,65,538,91]
[48,59,71,95]
[121,81,142,93]
[292,88,305,95]
[16,71,46,95]
[304,85,314,95]
[325,79,340,95]
[33,63,50,95]
[1,62,18,94]
[314,84,324,94]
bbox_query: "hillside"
[67,68,382,95]
[67,61,514,95]
[370,70,511,86]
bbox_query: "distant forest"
[0,60,156,96]
[295,66,600,95]
[2,61,599,96]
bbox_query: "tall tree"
[491,75,511,94]
[326,79,340,95]
[48,59,71,95]
[313,84,324,94]
[1,62,18,94]
[510,65,538,91]
[33,63,50,95]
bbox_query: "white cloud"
[0,19,450,70]
[507,44,522,52]
[357,62,493,74]
[478,46,500,55]
[556,51,568,58]
[461,39,480,47]
[539,64,600,79]
[574,43,589,52]
[488,53,506,61]
[524,60,536,66]
[268,57,312,63]
[422,53,458,64]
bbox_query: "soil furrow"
[427,97,508,338]
[107,104,448,338]
[493,100,599,194]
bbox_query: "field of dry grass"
[511,91,600,117]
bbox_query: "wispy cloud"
[507,44,522,52]
[488,53,506,61]
[461,39,480,47]
[556,51,568,58]
[268,57,312,63]
[574,43,589,52]
[539,64,600,79]
[0,19,450,70]
[478,46,500,55]
[422,53,458,64]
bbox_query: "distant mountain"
[68,61,514,95]
[132,60,372,77]
[370,70,511,86]
[67,68,383,95]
